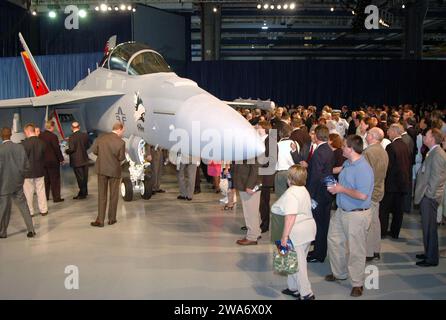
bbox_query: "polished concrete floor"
[0,165,445,300]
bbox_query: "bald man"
[363,127,389,261]
[66,122,91,199]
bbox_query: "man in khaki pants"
[22,123,48,217]
[232,160,261,245]
[90,122,126,227]
[363,127,389,261]
[325,135,374,298]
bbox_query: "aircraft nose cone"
[174,94,265,161]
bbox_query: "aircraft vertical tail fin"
[18,33,50,97]
[104,35,117,55]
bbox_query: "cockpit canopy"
[101,42,172,75]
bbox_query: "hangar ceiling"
[18,0,446,59]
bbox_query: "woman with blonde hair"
[271,164,317,300]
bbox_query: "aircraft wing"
[225,101,256,108]
[0,90,124,108]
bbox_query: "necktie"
[307,144,314,161]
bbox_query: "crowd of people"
[0,103,445,300]
[230,103,446,299]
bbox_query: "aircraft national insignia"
[116,107,127,124]
[134,91,146,123]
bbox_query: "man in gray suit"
[0,127,36,238]
[90,122,126,227]
[414,128,446,267]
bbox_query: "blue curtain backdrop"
[1,53,445,107]
[0,52,102,99]
[186,60,446,107]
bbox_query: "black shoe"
[186,197,192,201]
[366,253,381,262]
[0,235,7,239]
[281,288,300,299]
[194,190,201,194]
[307,257,324,263]
[155,189,166,193]
[416,254,426,260]
[40,212,48,216]
[152,191,157,195]
[73,195,86,200]
[416,260,438,267]
[300,294,315,300]
[27,231,36,238]
[90,221,104,228]
[241,226,247,231]
[53,198,64,203]
[177,195,187,200]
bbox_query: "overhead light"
[100,4,107,11]
[257,4,261,9]
[132,8,136,12]
[283,4,288,9]
[352,10,355,15]
[213,7,217,12]
[277,5,282,9]
[330,7,334,12]
[120,4,126,10]
[79,9,87,18]
[402,4,405,9]
[48,10,56,18]
[32,10,37,16]
[290,3,296,9]
[251,45,255,49]
[108,6,112,11]
[114,6,119,11]
[127,5,132,10]
[261,26,269,30]
[95,6,99,11]
[263,4,269,9]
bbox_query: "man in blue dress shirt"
[324,134,374,298]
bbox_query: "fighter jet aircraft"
[0,34,266,200]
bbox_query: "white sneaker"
[219,197,228,204]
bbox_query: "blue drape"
[186,60,446,107]
[0,52,102,99]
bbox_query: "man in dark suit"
[22,123,48,217]
[147,144,165,194]
[90,122,126,227]
[290,118,312,162]
[401,125,415,213]
[414,128,446,267]
[65,122,91,200]
[257,121,274,233]
[39,121,64,202]
[380,123,411,239]
[300,125,335,263]
[0,127,36,238]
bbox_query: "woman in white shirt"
[271,165,317,300]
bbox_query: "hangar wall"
[133,4,189,76]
